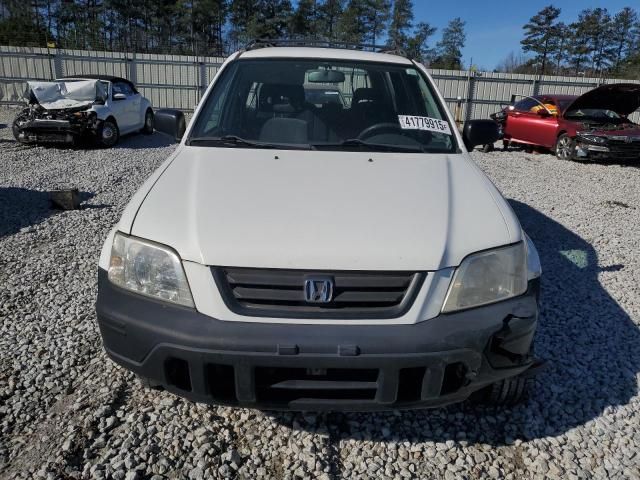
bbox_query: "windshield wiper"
[188,135,312,150]
[312,138,428,153]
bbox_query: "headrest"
[352,88,380,105]
[259,84,305,111]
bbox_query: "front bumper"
[574,140,640,161]
[15,118,93,144]
[96,268,540,411]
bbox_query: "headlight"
[577,133,607,144]
[108,232,194,307]
[442,242,527,313]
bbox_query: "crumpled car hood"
[27,79,105,110]
[565,83,640,116]
[127,147,521,271]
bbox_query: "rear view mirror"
[462,119,500,151]
[155,109,186,142]
[308,70,345,83]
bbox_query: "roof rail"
[243,38,408,57]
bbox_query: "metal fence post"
[198,61,206,102]
[53,49,64,79]
[464,71,476,122]
[128,52,137,85]
[531,76,540,97]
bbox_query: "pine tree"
[552,22,568,74]
[249,0,293,39]
[520,5,561,75]
[317,0,343,40]
[567,19,590,75]
[388,0,413,50]
[362,0,391,45]
[290,0,317,38]
[575,8,615,76]
[406,21,436,63]
[433,17,466,69]
[610,7,638,73]
[337,0,368,43]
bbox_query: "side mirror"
[462,119,500,151]
[113,93,127,101]
[155,109,186,142]
[537,109,550,117]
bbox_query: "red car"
[497,83,640,161]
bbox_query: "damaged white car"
[13,75,154,147]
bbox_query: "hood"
[565,83,640,116]
[27,79,106,110]
[580,123,640,136]
[129,148,520,271]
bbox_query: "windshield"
[564,108,623,121]
[189,59,456,153]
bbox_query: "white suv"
[96,42,542,410]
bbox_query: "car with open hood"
[497,83,640,161]
[95,40,543,411]
[12,75,154,147]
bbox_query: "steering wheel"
[357,122,403,140]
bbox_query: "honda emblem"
[304,277,334,303]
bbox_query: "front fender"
[91,105,112,121]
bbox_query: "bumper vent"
[608,140,640,160]
[212,267,425,319]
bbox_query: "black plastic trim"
[212,266,426,320]
[96,268,539,410]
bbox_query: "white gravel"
[1,105,640,479]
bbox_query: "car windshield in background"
[189,59,455,153]
[564,109,623,121]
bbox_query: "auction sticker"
[398,115,452,135]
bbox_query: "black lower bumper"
[96,269,539,411]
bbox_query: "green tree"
[576,8,615,75]
[552,22,568,74]
[290,0,317,38]
[228,0,258,49]
[567,19,590,75]
[337,0,368,43]
[406,21,436,63]
[0,0,50,46]
[248,0,293,39]
[433,17,466,69]
[610,7,638,73]
[362,0,391,45]
[520,5,561,75]
[317,0,344,40]
[388,0,413,49]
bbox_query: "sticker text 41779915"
[398,115,452,135]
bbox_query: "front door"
[505,97,559,148]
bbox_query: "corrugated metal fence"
[2,45,639,122]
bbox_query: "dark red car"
[497,83,640,161]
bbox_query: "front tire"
[98,119,119,148]
[555,134,574,161]
[12,114,29,144]
[142,109,154,134]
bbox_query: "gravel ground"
[1,104,640,480]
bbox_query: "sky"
[413,0,635,69]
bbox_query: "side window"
[246,82,259,109]
[113,82,133,97]
[191,64,237,136]
[513,97,539,112]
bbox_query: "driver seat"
[349,88,394,137]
